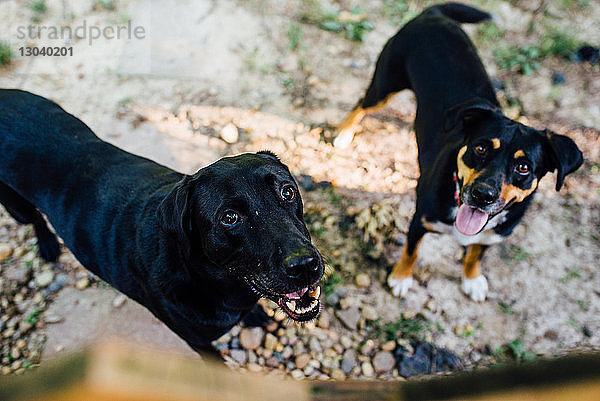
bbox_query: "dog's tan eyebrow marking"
[513,150,525,159]
[491,138,501,149]
[457,146,482,185]
[501,178,538,204]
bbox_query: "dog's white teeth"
[308,286,321,299]
[285,301,296,312]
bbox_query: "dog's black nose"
[283,252,319,279]
[471,183,497,206]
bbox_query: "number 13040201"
[19,47,73,57]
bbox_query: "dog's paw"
[388,276,414,298]
[333,129,355,149]
[461,275,488,302]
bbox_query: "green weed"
[0,41,12,66]
[560,268,582,283]
[509,245,531,261]
[498,301,515,316]
[494,45,541,75]
[376,316,431,341]
[322,271,343,295]
[287,23,303,51]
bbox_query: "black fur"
[0,89,324,351]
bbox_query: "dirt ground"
[1,0,599,380]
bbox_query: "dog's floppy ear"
[543,130,583,191]
[157,176,193,261]
[443,98,499,132]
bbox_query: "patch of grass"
[560,0,590,11]
[567,316,580,328]
[322,271,343,295]
[494,44,541,75]
[94,0,116,11]
[495,339,536,364]
[24,308,40,325]
[377,316,431,341]
[297,2,373,42]
[0,41,12,66]
[540,31,579,58]
[578,300,590,311]
[29,0,47,22]
[323,187,341,206]
[282,76,296,90]
[287,23,303,51]
[498,301,515,316]
[560,268,582,283]
[509,245,531,261]
[476,22,505,44]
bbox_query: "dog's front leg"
[461,244,489,302]
[388,216,426,297]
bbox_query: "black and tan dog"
[335,3,583,301]
[0,89,323,352]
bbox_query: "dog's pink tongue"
[285,287,308,299]
[455,205,488,236]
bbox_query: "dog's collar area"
[453,171,460,206]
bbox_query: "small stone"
[354,273,370,288]
[10,347,20,360]
[216,333,232,344]
[6,265,31,284]
[19,321,33,334]
[247,363,263,373]
[381,341,396,352]
[265,321,278,332]
[239,327,264,350]
[0,244,12,262]
[15,339,27,350]
[341,349,358,375]
[295,353,311,370]
[336,307,361,330]
[330,368,345,380]
[372,351,396,373]
[44,315,63,324]
[309,337,322,354]
[290,369,305,380]
[425,298,437,312]
[264,333,278,351]
[551,71,565,86]
[230,349,248,365]
[360,339,376,356]
[266,356,280,368]
[361,305,378,321]
[282,346,293,360]
[35,270,54,288]
[220,123,239,144]
[583,326,593,338]
[317,310,330,329]
[75,277,89,290]
[112,294,127,308]
[361,361,375,377]
[340,335,353,349]
[297,175,316,192]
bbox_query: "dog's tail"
[423,2,492,24]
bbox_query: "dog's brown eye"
[474,144,487,155]
[220,210,240,227]
[281,185,295,201]
[516,162,530,175]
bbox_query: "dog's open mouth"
[277,285,321,322]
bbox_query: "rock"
[282,346,293,360]
[15,339,27,350]
[336,307,360,330]
[572,45,600,64]
[339,335,353,349]
[35,271,54,288]
[583,326,593,338]
[112,294,127,308]
[230,349,247,365]
[220,123,239,144]
[265,321,278,332]
[0,244,12,262]
[297,174,316,191]
[75,277,89,290]
[361,305,378,321]
[239,327,264,350]
[395,341,463,378]
[354,273,370,288]
[425,298,437,312]
[551,71,565,86]
[373,351,395,373]
[264,333,278,351]
[330,368,345,380]
[247,363,263,373]
[266,356,280,368]
[295,353,311,370]
[19,321,33,334]
[308,337,322,354]
[290,369,305,380]
[44,315,63,324]
[381,341,396,352]
[360,339,376,356]
[303,366,315,376]
[341,349,358,375]
[361,361,375,377]
[317,310,330,329]
[325,293,340,306]
[6,265,31,284]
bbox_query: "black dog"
[335,3,583,301]
[0,89,324,352]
